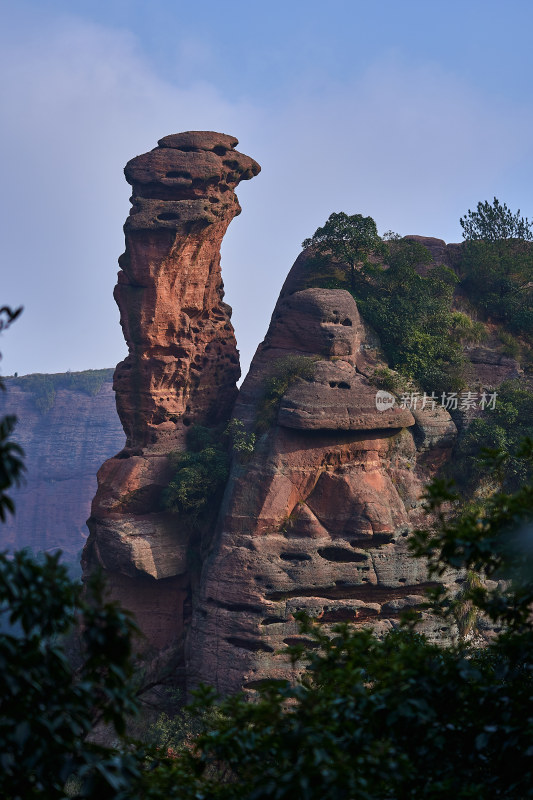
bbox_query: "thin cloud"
[1,17,532,381]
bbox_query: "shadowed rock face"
[82,133,260,652]
[186,283,454,694]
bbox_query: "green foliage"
[225,417,256,457]
[458,199,533,339]
[0,549,144,799]
[460,197,532,242]
[0,415,25,522]
[0,307,25,521]
[453,570,485,639]
[255,355,318,433]
[302,211,385,290]
[302,222,466,392]
[142,445,533,799]
[147,692,224,758]
[498,329,521,358]
[356,238,464,392]
[161,426,230,523]
[450,311,488,344]
[411,440,533,632]
[451,381,533,492]
[161,418,257,522]
[9,369,114,414]
[369,367,406,395]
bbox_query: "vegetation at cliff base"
[0,550,145,799]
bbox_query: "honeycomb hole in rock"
[320,607,379,623]
[350,534,395,547]
[280,552,312,562]
[328,381,351,389]
[226,637,275,653]
[266,582,438,602]
[283,637,320,649]
[318,547,369,563]
[166,170,193,179]
[157,212,181,221]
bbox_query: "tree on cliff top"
[460,197,532,242]
[302,212,384,290]
[458,199,533,338]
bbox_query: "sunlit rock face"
[82,133,260,652]
[186,275,455,694]
[116,130,260,453]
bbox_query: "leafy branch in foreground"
[0,305,25,520]
[0,550,144,799]
[0,415,24,521]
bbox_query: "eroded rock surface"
[83,133,260,650]
[187,281,452,694]
[85,134,517,694]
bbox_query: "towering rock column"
[116,131,260,452]
[83,132,260,651]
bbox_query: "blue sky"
[1,0,532,377]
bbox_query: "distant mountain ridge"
[0,369,124,560]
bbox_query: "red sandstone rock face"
[115,130,260,453]
[84,133,518,691]
[186,278,454,694]
[82,133,259,650]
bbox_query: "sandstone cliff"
[0,370,124,561]
[84,131,526,694]
[83,132,260,651]
[186,273,452,693]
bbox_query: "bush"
[369,367,406,395]
[356,240,464,392]
[499,329,521,359]
[450,312,488,345]
[161,425,230,523]
[451,381,533,492]
[458,233,533,340]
